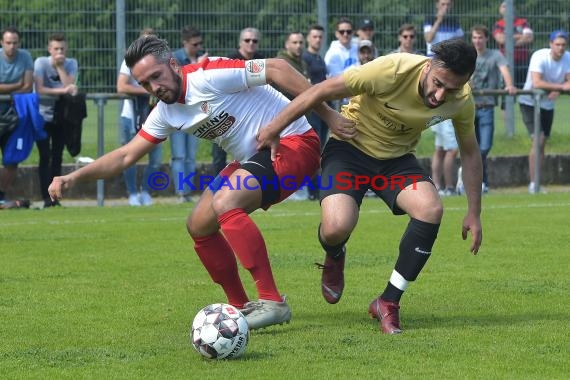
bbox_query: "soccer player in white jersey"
[48,35,353,330]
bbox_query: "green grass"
[1,193,570,378]
[21,96,570,167]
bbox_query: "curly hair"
[431,38,477,77]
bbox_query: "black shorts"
[319,138,433,215]
[520,104,554,138]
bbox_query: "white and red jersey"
[139,58,311,162]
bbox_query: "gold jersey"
[339,53,475,159]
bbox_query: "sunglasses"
[243,38,259,44]
[401,35,415,39]
[337,29,353,35]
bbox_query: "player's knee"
[320,220,352,246]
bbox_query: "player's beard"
[158,73,182,104]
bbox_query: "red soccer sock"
[218,208,282,302]
[193,232,249,308]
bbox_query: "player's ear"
[169,57,179,72]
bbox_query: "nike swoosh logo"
[175,123,185,130]
[384,102,400,110]
[414,247,431,255]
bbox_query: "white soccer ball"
[191,303,249,359]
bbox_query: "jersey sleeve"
[138,103,170,143]
[452,96,476,138]
[196,58,266,93]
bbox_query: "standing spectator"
[171,26,206,203]
[424,0,464,196]
[470,25,517,193]
[275,31,309,99]
[325,17,359,78]
[0,26,33,205]
[303,24,329,201]
[210,27,265,175]
[353,19,378,58]
[357,40,374,65]
[424,0,464,57]
[302,24,329,148]
[492,1,533,89]
[325,17,359,109]
[116,28,162,206]
[34,32,78,208]
[276,31,311,201]
[390,24,421,55]
[518,30,570,194]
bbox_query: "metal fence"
[3,0,568,92]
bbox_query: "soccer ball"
[191,303,249,359]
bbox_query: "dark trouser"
[37,121,65,200]
[211,143,227,175]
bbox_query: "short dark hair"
[181,26,201,41]
[48,32,66,43]
[125,35,172,69]
[336,17,353,29]
[2,26,20,39]
[431,38,477,77]
[307,24,324,34]
[398,23,416,36]
[470,24,489,39]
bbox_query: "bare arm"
[424,18,443,43]
[456,131,483,254]
[48,135,156,200]
[117,73,149,95]
[531,71,570,92]
[0,70,33,94]
[498,64,517,94]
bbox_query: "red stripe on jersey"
[138,129,165,144]
[177,58,247,103]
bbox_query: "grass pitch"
[1,192,570,379]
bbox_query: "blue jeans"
[120,117,163,195]
[474,107,494,185]
[170,130,199,195]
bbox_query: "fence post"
[93,96,107,206]
[532,90,542,194]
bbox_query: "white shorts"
[431,119,458,151]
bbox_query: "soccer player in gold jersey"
[258,38,483,334]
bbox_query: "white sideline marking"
[2,201,570,227]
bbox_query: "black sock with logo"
[318,223,349,259]
[395,218,439,280]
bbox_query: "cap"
[359,19,374,30]
[358,39,373,50]
[549,30,568,41]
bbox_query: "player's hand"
[256,127,281,161]
[327,112,357,140]
[48,175,74,202]
[461,214,482,255]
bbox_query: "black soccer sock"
[0,190,5,201]
[381,218,440,302]
[318,223,349,259]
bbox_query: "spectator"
[357,40,374,65]
[210,27,265,175]
[34,32,78,208]
[518,30,570,194]
[0,26,33,205]
[469,25,517,193]
[325,17,359,109]
[116,28,162,206]
[302,24,329,148]
[302,24,329,201]
[325,17,359,78]
[424,0,463,57]
[171,26,206,203]
[492,1,533,89]
[275,31,309,99]
[390,24,421,55]
[353,19,378,58]
[424,0,464,196]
